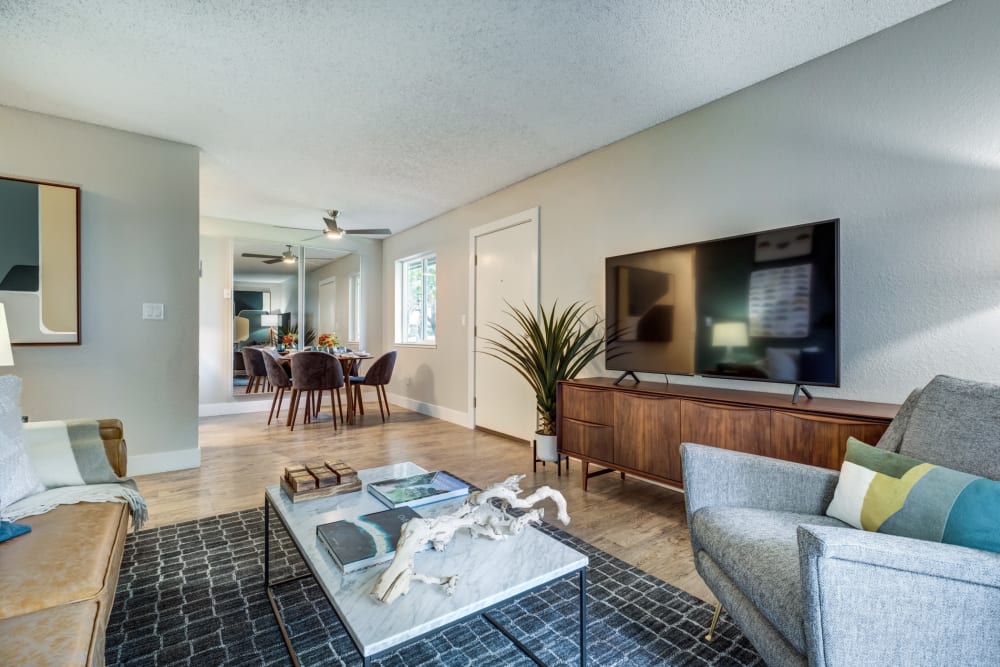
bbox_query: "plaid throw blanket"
[0,419,148,530]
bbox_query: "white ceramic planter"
[535,433,559,462]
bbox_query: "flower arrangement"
[317,332,339,349]
[281,332,297,346]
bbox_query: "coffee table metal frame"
[263,475,587,666]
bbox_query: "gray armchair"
[682,375,1000,666]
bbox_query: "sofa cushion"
[692,506,849,653]
[0,501,128,618]
[0,600,102,667]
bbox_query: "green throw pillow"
[826,437,1000,553]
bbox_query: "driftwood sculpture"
[371,474,570,604]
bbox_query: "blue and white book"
[367,471,470,509]
[316,506,421,573]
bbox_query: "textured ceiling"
[0,1,948,235]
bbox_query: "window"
[348,272,361,342]
[395,252,436,344]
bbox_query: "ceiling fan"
[303,210,391,241]
[241,244,298,264]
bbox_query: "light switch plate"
[142,303,165,320]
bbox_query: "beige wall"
[0,105,200,473]
[305,254,362,347]
[383,0,1000,421]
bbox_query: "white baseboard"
[385,392,473,429]
[130,447,201,476]
[199,399,272,417]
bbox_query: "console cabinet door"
[771,412,890,469]
[680,400,771,456]
[561,417,614,462]
[614,393,682,482]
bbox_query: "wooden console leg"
[582,461,589,491]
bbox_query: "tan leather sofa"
[0,419,131,667]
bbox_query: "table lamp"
[0,303,13,368]
[260,314,280,346]
[711,321,748,363]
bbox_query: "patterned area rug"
[105,507,762,666]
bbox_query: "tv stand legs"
[792,384,814,404]
[581,461,624,490]
[613,371,640,385]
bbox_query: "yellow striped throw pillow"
[826,437,1000,553]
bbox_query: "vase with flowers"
[281,332,298,351]
[317,332,339,352]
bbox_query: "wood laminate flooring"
[134,401,714,603]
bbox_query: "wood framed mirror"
[0,174,81,345]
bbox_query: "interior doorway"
[469,208,539,442]
[318,277,336,334]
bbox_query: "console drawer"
[561,384,614,425]
[560,417,614,462]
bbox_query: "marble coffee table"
[263,462,588,666]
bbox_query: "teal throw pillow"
[826,437,1000,553]
[0,520,31,543]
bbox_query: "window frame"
[394,251,437,346]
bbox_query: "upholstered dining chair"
[350,350,397,422]
[240,346,270,394]
[261,350,292,425]
[288,351,345,430]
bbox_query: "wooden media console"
[557,378,900,490]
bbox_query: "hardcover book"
[367,471,470,509]
[316,506,421,573]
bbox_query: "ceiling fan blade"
[344,228,392,235]
[301,234,324,242]
[263,258,285,264]
[242,252,281,259]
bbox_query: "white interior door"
[474,218,537,441]
[319,278,336,334]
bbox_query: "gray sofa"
[682,375,1000,666]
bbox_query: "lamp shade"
[0,303,13,367]
[260,314,280,327]
[712,322,748,348]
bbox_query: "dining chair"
[289,351,345,430]
[240,346,270,394]
[350,350,397,422]
[261,350,292,425]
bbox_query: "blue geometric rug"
[105,507,762,666]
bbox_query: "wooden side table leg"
[582,461,589,491]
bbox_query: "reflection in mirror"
[231,238,358,396]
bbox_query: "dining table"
[278,349,374,425]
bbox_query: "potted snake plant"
[480,301,607,462]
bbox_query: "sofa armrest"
[97,419,127,477]
[798,524,1000,666]
[681,442,839,519]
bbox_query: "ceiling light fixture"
[324,227,344,240]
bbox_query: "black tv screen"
[605,219,839,387]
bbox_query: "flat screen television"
[605,219,839,388]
